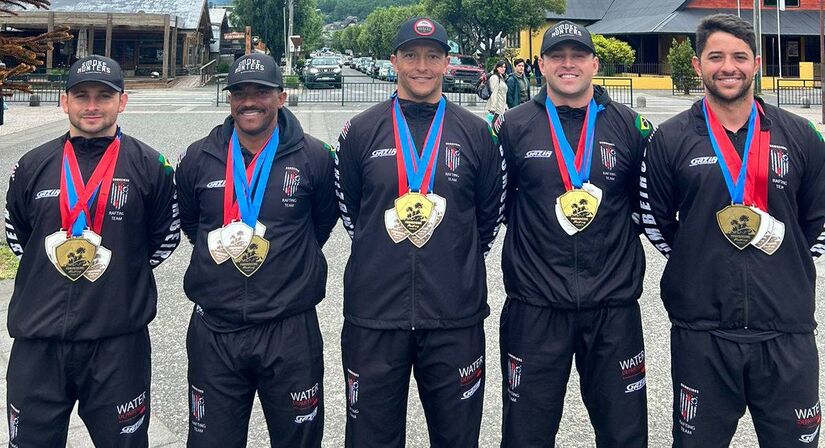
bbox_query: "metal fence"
[775,78,821,106]
[599,62,669,77]
[3,74,66,104]
[672,77,704,96]
[217,75,634,107]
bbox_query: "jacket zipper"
[62,282,74,339]
[410,250,416,331]
[743,258,749,329]
[574,235,581,311]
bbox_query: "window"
[508,32,521,49]
[764,0,800,7]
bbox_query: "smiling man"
[4,55,180,446]
[641,14,825,447]
[333,16,505,448]
[495,21,651,447]
[176,53,337,447]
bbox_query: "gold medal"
[54,237,98,281]
[394,192,434,235]
[407,194,446,248]
[716,205,761,249]
[557,189,600,232]
[232,235,269,277]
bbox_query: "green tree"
[422,0,565,58]
[318,0,420,22]
[667,38,697,95]
[592,35,635,76]
[232,0,324,61]
[333,25,364,54]
[361,4,425,58]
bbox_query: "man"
[506,58,531,108]
[641,14,825,447]
[496,20,650,447]
[533,55,543,86]
[334,17,505,448]
[4,55,180,446]
[176,53,337,447]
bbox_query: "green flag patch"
[635,115,652,138]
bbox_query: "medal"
[545,96,604,235]
[384,95,447,247]
[702,99,783,254]
[209,128,278,275]
[50,132,121,281]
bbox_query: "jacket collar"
[204,106,305,163]
[532,84,612,109]
[690,95,773,136]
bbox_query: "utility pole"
[754,0,763,94]
[777,0,783,78]
[245,26,252,54]
[820,0,824,123]
[285,0,294,75]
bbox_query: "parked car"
[377,61,393,80]
[370,59,389,78]
[386,67,397,83]
[359,57,373,73]
[442,54,484,92]
[303,57,342,88]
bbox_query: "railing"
[3,74,66,104]
[216,74,634,107]
[599,62,670,77]
[672,76,704,96]
[764,64,800,78]
[775,78,821,106]
[200,59,217,86]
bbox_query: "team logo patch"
[116,391,147,424]
[283,167,301,197]
[600,143,617,170]
[158,154,173,175]
[346,369,360,419]
[679,383,699,427]
[458,355,484,400]
[370,148,396,158]
[414,19,435,36]
[619,350,645,380]
[446,145,461,171]
[690,156,717,167]
[120,415,145,435]
[323,142,335,154]
[110,179,130,210]
[340,120,351,141]
[507,353,522,402]
[8,403,19,441]
[525,150,553,159]
[796,402,821,443]
[290,383,320,424]
[35,189,60,200]
[206,180,225,189]
[771,146,789,178]
[635,115,652,138]
[190,385,206,430]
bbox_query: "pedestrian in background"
[533,55,543,85]
[507,58,531,108]
[486,60,508,125]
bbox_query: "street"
[0,88,822,447]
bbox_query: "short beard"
[703,73,753,106]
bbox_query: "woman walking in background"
[486,60,508,124]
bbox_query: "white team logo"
[120,415,145,434]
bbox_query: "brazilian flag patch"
[159,154,173,175]
[808,121,824,142]
[323,142,335,154]
[635,115,652,139]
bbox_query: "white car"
[378,61,393,80]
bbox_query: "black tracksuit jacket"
[498,85,648,310]
[176,110,338,332]
[333,97,506,330]
[640,97,825,333]
[4,133,180,340]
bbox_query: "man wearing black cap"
[333,16,505,448]
[176,53,337,447]
[4,55,180,446]
[496,20,651,446]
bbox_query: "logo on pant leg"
[290,382,320,424]
[507,353,522,402]
[346,369,360,419]
[796,401,821,444]
[8,403,19,443]
[459,355,484,400]
[679,383,699,435]
[190,385,206,433]
[620,350,646,394]
[116,391,147,436]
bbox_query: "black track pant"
[341,322,485,448]
[500,299,648,448]
[671,327,820,448]
[6,328,151,448]
[186,309,324,448]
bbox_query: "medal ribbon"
[59,130,122,237]
[545,96,603,190]
[391,95,446,196]
[702,98,771,210]
[222,128,279,227]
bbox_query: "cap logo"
[235,58,266,74]
[551,23,583,38]
[77,60,111,74]
[414,19,435,36]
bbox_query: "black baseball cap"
[66,55,124,93]
[223,53,283,91]
[541,20,595,55]
[393,17,450,54]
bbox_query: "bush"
[283,75,300,88]
[667,38,697,95]
[216,62,230,74]
[593,35,635,76]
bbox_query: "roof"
[650,8,822,35]
[46,0,208,29]
[209,7,226,26]
[545,0,610,21]
[585,0,689,34]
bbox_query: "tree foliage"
[592,34,634,75]
[667,38,697,95]
[232,0,325,61]
[422,0,565,58]
[318,0,419,22]
[360,3,424,59]
[1,0,71,96]
[332,25,365,54]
